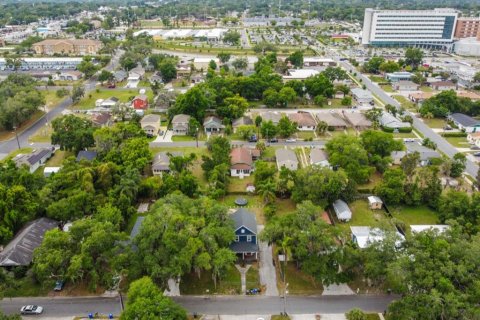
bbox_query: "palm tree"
[257,179,276,205]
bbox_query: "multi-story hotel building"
[362,8,458,50]
[32,39,102,56]
[454,17,480,40]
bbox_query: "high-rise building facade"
[454,17,480,39]
[362,8,458,49]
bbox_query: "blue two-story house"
[229,208,259,260]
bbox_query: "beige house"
[140,114,161,137]
[33,39,102,55]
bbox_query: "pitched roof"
[91,113,111,125]
[0,218,58,266]
[172,114,191,124]
[351,88,373,100]
[203,116,225,128]
[134,94,148,101]
[152,151,183,171]
[76,150,97,162]
[316,112,348,127]
[13,148,52,168]
[232,116,253,127]
[141,114,160,125]
[449,113,480,128]
[332,199,352,221]
[230,147,253,167]
[34,39,101,46]
[379,112,411,129]
[404,142,440,161]
[260,111,283,124]
[430,81,455,87]
[288,112,316,127]
[343,112,372,127]
[231,208,257,233]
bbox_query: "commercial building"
[454,17,480,39]
[361,8,458,50]
[33,39,102,56]
[0,57,82,71]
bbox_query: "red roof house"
[132,94,149,110]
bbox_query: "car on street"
[285,138,296,143]
[54,280,65,291]
[248,134,258,143]
[473,152,480,157]
[20,305,43,315]
[268,138,278,143]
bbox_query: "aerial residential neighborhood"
[0,0,480,319]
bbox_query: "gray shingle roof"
[230,241,259,253]
[0,218,58,267]
[231,208,257,233]
[449,113,480,128]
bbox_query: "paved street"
[0,295,397,317]
[150,140,326,149]
[0,50,123,155]
[338,59,479,178]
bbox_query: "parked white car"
[20,305,43,315]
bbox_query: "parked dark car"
[248,134,257,142]
[54,280,65,291]
[269,138,278,143]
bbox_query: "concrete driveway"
[257,225,279,296]
[154,130,173,142]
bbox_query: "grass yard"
[29,122,53,143]
[420,86,433,92]
[271,316,291,320]
[220,194,265,224]
[1,147,33,163]
[392,95,415,110]
[171,135,206,142]
[390,205,439,226]
[3,275,50,297]
[368,75,386,83]
[261,146,280,160]
[380,84,394,93]
[45,150,74,167]
[246,263,261,290]
[278,262,323,295]
[73,89,154,110]
[295,131,316,140]
[357,172,383,191]
[275,198,297,216]
[180,266,241,295]
[422,117,446,128]
[445,136,470,148]
[228,175,255,193]
[42,90,67,110]
[336,200,392,236]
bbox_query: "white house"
[13,148,54,174]
[332,199,352,222]
[410,225,450,234]
[351,88,373,105]
[350,226,405,249]
[447,113,480,133]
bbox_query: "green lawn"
[180,266,241,295]
[246,263,260,290]
[219,194,265,224]
[29,122,53,143]
[1,147,33,163]
[357,172,383,191]
[295,131,316,140]
[228,175,255,193]
[420,86,433,92]
[261,146,280,160]
[368,75,386,83]
[171,135,206,142]
[73,89,154,110]
[390,205,439,226]
[445,136,470,148]
[3,275,51,297]
[336,199,392,235]
[278,262,323,295]
[392,95,415,110]
[45,150,74,167]
[423,117,446,128]
[42,90,67,110]
[380,84,394,93]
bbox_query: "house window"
[237,170,240,174]
[247,235,252,242]
[241,229,245,234]
[235,236,239,242]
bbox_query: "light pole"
[195,127,199,148]
[13,126,20,150]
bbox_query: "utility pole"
[13,126,20,149]
[196,127,199,148]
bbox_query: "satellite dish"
[139,89,146,94]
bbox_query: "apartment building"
[0,57,82,71]
[361,8,458,50]
[33,39,102,56]
[454,17,480,39]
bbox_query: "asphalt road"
[0,50,123,155]
[338,59,479,178]
[0,295,398,317]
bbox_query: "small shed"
[332,199,352,222]
[367,196,383,210]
